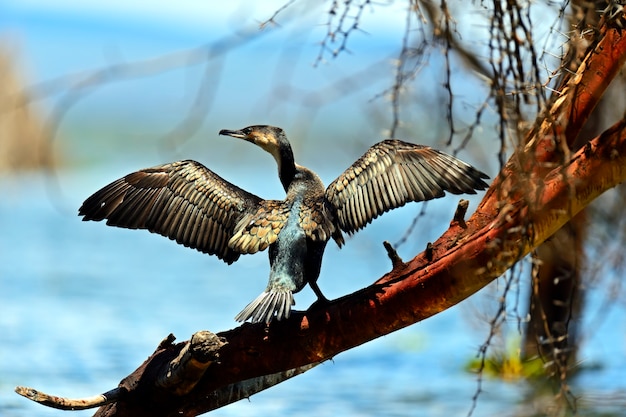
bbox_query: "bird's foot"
[309,294,331,310]
[308,281,331,305]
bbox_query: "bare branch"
[260,0,299,29]
[14,386,122,411]
[452,199,469,227]
[383,240,405,268]
[314,0,377,66]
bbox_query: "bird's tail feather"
[234,290,295,323]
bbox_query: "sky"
[1,1,406,33]
[2,1,297,33]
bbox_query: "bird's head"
[219,125,289,164]
[219,125,296,191]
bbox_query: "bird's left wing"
[78,160,265,264]
[325,140,489,234]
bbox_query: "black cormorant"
[79,125,489,323]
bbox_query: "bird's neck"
[275,144,296,192]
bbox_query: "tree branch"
[14,387,122,411]
[527,25,626,163]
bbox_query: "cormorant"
[79,125,489,323]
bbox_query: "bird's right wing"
[78,160,265,264]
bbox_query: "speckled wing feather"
[228,200,289,254]
[325,140,489,234]
[78,160,264,264]
[299,196,343,245]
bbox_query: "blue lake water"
[1,166,625,417]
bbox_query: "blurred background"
[1,1,625,416]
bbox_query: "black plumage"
[79,125,489,323]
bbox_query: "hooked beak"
[219,129,247,140]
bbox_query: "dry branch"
[14,386,121,411]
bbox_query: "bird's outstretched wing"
[78,160,266,264]
[325,140,489,234]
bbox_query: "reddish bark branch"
[524,27,626,166]
[562,26,626,145]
